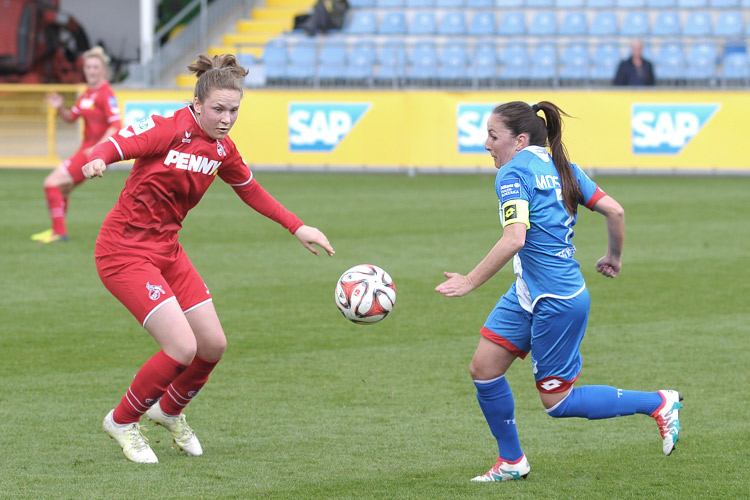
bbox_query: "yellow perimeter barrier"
[3,87,748,172]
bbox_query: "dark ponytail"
[493,101,582,215]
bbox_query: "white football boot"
[102,410,158,463]
[146,401,203,456]
[653,390,683,456]
[471,454,530,482]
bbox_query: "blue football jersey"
[495,146,604,311]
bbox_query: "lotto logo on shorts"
[539,378,565,392]
[146,282,165,301]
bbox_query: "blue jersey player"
[435,101,683,482]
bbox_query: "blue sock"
[547,385,662,420]
[474,376,523,461]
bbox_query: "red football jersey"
[90,106,302,253]
[70,81,121,148]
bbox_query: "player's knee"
[469,358,501,381]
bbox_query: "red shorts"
[62,149,89,185]
[95,243,212,326]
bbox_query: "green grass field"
[1,169,748,499]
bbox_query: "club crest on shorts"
[146,282,165,301]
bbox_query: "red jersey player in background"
[32,46,122,243]
[82,54,335,463]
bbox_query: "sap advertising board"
[631,103,720,155]
[288,103,371,152]
[123,101,186,128]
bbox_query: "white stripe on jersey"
[108,136,125,161]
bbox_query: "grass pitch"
[1,169,748,499]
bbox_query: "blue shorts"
[481,283,590,393]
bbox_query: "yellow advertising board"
[93,89,750,172]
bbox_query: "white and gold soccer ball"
[335,264,396,324]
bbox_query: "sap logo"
[164,150,221,175]
[288,103,371,152]
[632,104,720,154]
[124,101,185,128]
[457,103,494,153]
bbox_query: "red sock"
[159,356,220,415]
[112,351,188,424]
[44,186,66,235]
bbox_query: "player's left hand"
[294,225,335,256]
[435,271,475,297]
[595,255,621,278]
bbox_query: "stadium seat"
[377,0,405,6]
[237,53,255,69]
[438,11,467,35]
[589,12,617,36]
[471,42,499,81]
[285,39,317,81]
[408,11,437,35]
[655,43,686,81]
[556,0,585,7]
[407,41,438,82]
[499,41,529,64]
[677,0,707,6]
[379,11,407,34]
[526,0,554,6]
[586,0,615,7]
[498,11,526,36]
[376,40,407,83]
[261,39,288,81]
[499,53,530,81]
[529,43,558,81]
[345,40,376,81]
[528,11,557,36]
[468,12,497,36]
[466,0,494,5]
[616,0,646,6]
[685,57,716,81]
[620,11,649,36]
[714,11,743,37]
[651,11,680,36]
[437,42,470,82]
[560,41,590,64]
[406,0,434,6]
[349,0,376,6]
[647,0,676,6]
[722,53,750,81]
[559,58,590,82]
[496,0,525,6]
[683,11,712,36]
[590,42,620,82]
[317,41,348,81]
[345,11,378,34]
[559,11,588,36]
[436,0,464,5]
[710,0,739,5]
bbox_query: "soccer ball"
[335,264,396,324]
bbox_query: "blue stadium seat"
[345,40,376,80]
[349,0,376,6]
[714,11,743,37]
[528,11,556,36]
[561,41,589,64]
[376,40,407,82]
[655,43,686,80]
[651,11,680,36]
[499,41,529,64]
[559,11,588,36]
[499,53,530,81]
[498,11,526,36]
[408,11,437,35]
[710,0,739,5]
[379,11,407,34]
[559,58,590,81]
[468,12,496,36]
[647,0,676,6]
[317,41,348,81]
[438,11,467,35]
[677,0,707,6]
[689,42,718,62]
[620,11,649,36]
[377,0,405,6]
[407,41,439,81]
[586,0,615,6]
[345,11,378,34]
[496,0,525,6]
[438,43,470,81]
[683,11,712,36]
[406,0,434,5]
[261,39,288,80]
[527,0,554,6]
[436,0,464,5]
[590,42,620,82]
[237,53,256,69]
[722,53,750,81]
[556,0,585,7]
[616,0,646,6]
[530,43,558,80]
[685,58,716,81]
[466,0,494,5]
[589,12,617,36]
[471,42,498,80]
[285,39,317,81]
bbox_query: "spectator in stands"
[295,0,349,36]
[613,40,655,86]
[31,46,121,244]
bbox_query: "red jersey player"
[32,46,122,243]
[82,54,335,463]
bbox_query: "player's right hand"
[45,93,64,110]
[82,159,107,179]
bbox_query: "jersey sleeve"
[573,164,607,210]
[90,115,173,164]
[101,90,122,126]
[496,164,531,229]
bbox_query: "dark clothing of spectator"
[613,57,655,86]
[296,0,349,36]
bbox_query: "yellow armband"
[500,199,530,228]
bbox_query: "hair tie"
[532,104,540,113]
